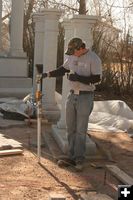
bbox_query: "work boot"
[75,161,83,172]
[57,158,76,168]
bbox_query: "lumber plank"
[0,144,12,150]
[81,193,114,200]
[0,140,22,150]
[0,149,23,156]
[105,164,133,185]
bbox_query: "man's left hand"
[36,74,42,83]
[67,73,78,81]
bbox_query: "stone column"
[0,0,32,98]
[57,19,74,128]
[42,9,62,121]
[57,15,98,128]
[9,0,25,57]
[0,0,2,52]
[32,13,45,95]
[52,15,99,156]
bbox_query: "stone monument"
[0,0,32,98]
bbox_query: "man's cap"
[65,37,84,55]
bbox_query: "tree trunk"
[78,0,86,14]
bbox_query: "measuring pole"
[35,64,43,163]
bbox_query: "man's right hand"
[42,73,48,78]
[36,74,42,83]
[67,73,78,81]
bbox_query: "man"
[42,37,102,171]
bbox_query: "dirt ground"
[0,92,133,200]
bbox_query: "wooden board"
[0,134,23,150]
[105,164,133,185]
[81,192,114,200]
[0,149,23,156]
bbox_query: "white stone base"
[52,124,97,157]
[0,77,32,98]
[0,56,28,77]
[43,106,60,122]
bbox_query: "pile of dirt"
[0,123,132,199]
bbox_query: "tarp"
[88,100,133,133]
[0,95,35,120]
[0,96,133,134]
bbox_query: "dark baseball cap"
[65,37,84,55]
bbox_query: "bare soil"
[0,91,133,200]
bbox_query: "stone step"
[0,77,32,98]
[0,77,32,88]
[0,57,28,77]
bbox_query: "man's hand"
[67,73,78,81]
[42,72,48,78]
[36,74,42,83]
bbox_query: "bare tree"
[78,0,87,14]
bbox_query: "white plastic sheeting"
[0,96,133,133]
[0,95,35,119]
[88,100,133,133]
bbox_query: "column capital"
[66,14,99,48]
[71,15,98,25]
[33,9,62,33]
[62,20,74,48]
[42,8,62,19]
[33,14,45,23]
[33,8,62,21]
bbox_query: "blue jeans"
[66,92,94,162]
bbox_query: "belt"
[70,90,93,95]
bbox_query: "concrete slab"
[52,124,97,157]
